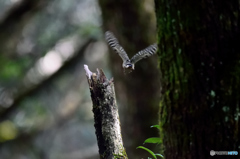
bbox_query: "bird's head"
[123,62,134,74]
[123,61,134,69]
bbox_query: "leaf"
[155,153,164,158]
[151,125,160,130]
[136,146,157,159]
[144,137,162,144]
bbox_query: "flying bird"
[105,31,157,73]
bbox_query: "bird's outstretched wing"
[105,31,130,62]
[130,43,157,64]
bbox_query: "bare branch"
[0,38,94,121]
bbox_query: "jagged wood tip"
[84,64,92,79]
[84,64,112,84]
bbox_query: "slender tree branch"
[0,38,94,121]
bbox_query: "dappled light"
[0,89,14,108]
[55,39,75,59]
[0,120,18,142]
[0,0,103,158]
[22,36,85,86]
[17,39,34,55]
[38,50,63,76]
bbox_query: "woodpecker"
[105,31,157,73]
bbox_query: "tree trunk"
[98,1,160,157]
[155,0,240,158]
[84,65,127,159]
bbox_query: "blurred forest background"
[0,0,159,159]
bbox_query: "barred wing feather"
[105,31,130,62]
[130,43,157,64]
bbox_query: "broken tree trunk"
[84,65,127,159]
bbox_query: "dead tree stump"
[84,65,127,159]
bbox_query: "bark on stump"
[84,65,127,159]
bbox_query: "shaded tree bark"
[98,0,160,157]
[155,0,240,158]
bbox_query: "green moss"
[113,144,128,159]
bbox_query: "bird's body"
[105,31,157,73]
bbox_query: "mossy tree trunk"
[155,0,240,158]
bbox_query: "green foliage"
[0,57,22,81]
[0,54,33,84]
[155,154,164,158]
[137,146,157,159]
[143,137,162,144]
[137,125,164,158]
[150,125,160,129]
